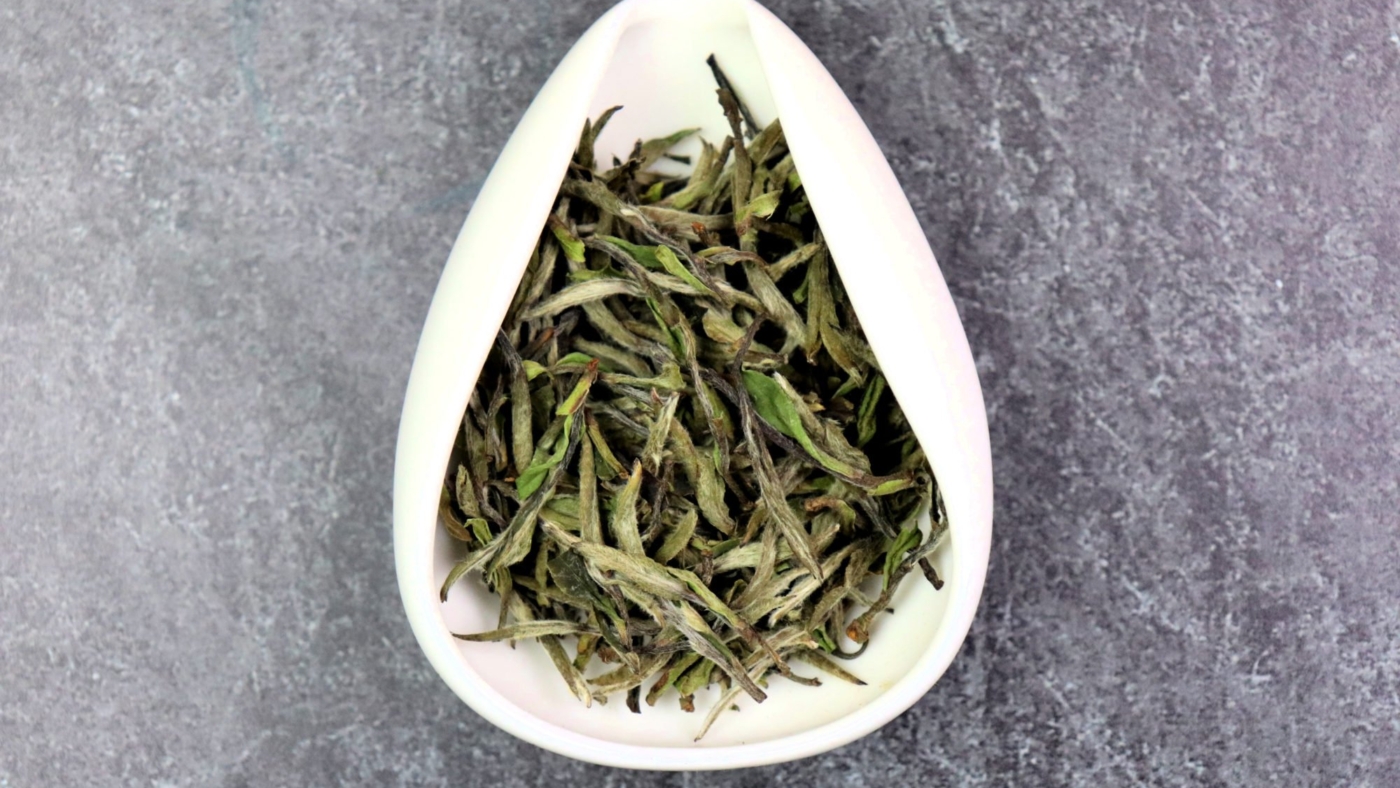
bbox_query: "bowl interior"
[430,3,959,749]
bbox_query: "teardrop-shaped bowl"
[393,0,992,770]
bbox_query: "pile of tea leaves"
[439,63,946,739]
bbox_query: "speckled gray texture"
[2,0,1397,784]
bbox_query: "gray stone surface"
[2,0,1397,784]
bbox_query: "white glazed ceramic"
[394,0,992,770]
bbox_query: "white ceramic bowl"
[394,0,993,770]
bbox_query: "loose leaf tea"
[438,59,947,740]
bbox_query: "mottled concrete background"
[2,0,1398,785]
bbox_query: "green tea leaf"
[642,393,680,474]
[866,474,911,495]
[439,544,497,602]
[646,651,702,706]
[516,416,572,499]
[741,189,782,221]
[573,339,650,377]
[522,360,548,380]
[440,484,473,542]
[667,418,735,535]
[609,460,646,556]
[662,600,766,703]
[470,518,493,544]
[509,594,594,706]
[553,352,596,368]
[549,218,587,263]
[600,362,686,392]
[655,505,698,564]
[563,534,692,602]
[453,620,596,642]
[640,127,700,168]
[884,525,922,590]
[493,467,563,573]
[576,105,622,171]
[509,363,534,479]
[654,245,714,296]
[578,428,602,544]
[638,206,733,240]
[674,657,715,711]
[645,298,685,359]
[767,241,822,280]
[736,388,823,580]
[701,308,745,345]
[522,279,641,321]
[732,515,779,608]
[773,372,871,476]
[741,370,862,478]
[454,464,480,519]
[598,236,662,269]
[585,410,628,481]
[795,649,866,686]
[696,247,764,266]
[742,262,804,353]
[556,361,599,416]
